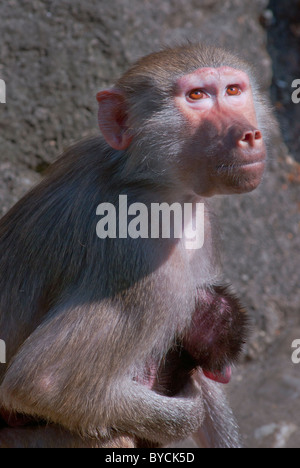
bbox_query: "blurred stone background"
[0,0,299,448]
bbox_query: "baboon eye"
[188,89,207,100]
[226,85,241,96]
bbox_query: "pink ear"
[96,89,132,151]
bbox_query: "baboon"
[0,43,271,448]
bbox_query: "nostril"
[240,130,262,147]
[254,130,262,140]
[242,132,253,142]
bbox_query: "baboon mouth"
[202,365,231,384]
[217,159,265,171]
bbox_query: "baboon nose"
[238,129,263,149]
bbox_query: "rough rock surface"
[0,0,299,448]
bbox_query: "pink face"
[174,67,266,196]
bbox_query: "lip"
[203,366,232,384]
[217,160,266,171]
[235,160,266,168]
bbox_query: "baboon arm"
[0,297,204,444]
[0,425,136,448]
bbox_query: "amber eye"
[188,89,206,100]
[227,85,241,96]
